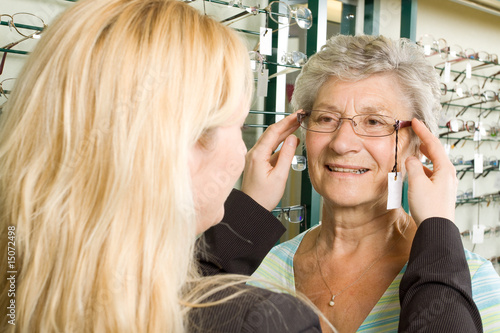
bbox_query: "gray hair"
[291,34,441,155]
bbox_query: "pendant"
[329,295,335,307]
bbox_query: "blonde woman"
[0,0,319,331]
[0,0,482,332]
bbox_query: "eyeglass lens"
[268,2,291,25]
[286,209,303,223]
[292,7,313,29]
[301,111,398,137]
[267,1,312,30]
[283,207,304,223]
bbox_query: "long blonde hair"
[0,0,252,331]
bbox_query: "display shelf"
[0,20,44,32]
[456,196,500,206]
[249,110,290,116]
[435,65,500,83]
[0,48,29,55]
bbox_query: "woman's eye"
[367,119,381,126]
[365,116,387,126]
[316,113,339,123]
[318,116,334,123]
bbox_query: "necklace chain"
[314,217,410,307]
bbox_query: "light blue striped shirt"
[250,229,500,332]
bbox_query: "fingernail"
[286,135,297,146]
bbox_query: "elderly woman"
[0,1,487,330]
[252,35,500,332]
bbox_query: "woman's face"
[190,104,249,234]
[306,73,413,209]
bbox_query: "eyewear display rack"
[422,40,500,265]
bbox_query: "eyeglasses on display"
[221,1,313,30]
[272,205,305,223]
[291,155,306,171]
[297,110,412,137]
[0,13,46,38]
[439,118,476,137]
[1,13,47,76]
[279,51,307,67]
[0,78,15,100]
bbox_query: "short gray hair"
[291,34,441,155]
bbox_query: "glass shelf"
[0,48,29,55]
[0,20,44,32]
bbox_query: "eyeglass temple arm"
[397,120,412,130]
[297,112,306,124]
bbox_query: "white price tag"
[250,60,257,72]
[474,153,483,174]
[444,143,451,155]
[444,61,451,83]
[473,130,481,141]
[449,119,459,132]
[257,68,269,97]
[479,122,487,137]
[466,62,472,79]
[259,27,272,56]
[387,172,402,210]
[472,224,485,244]
[424,45,431,56]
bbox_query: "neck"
[318,203,412,257]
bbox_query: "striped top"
[250,228,500,332]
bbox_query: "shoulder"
[269,229,309,258]
[465,249,500,331]
[250,230,310,291]
[465,249,500,282]
[188,284,321,333]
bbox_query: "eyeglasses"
[280,51,307,67]
[291,155,306,171]
[272,205,305,223]
[221,1,313,30]
[441,118,476,135]
[249,51,264,73]
[1,13,47,76]
[456,91,499,116]
[1,13,46,38]
[0,78,15,100]
[297,110,412,137]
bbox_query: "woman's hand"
[241,112,301,211]
[405,118,458,225]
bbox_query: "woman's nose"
[328,119,362,154]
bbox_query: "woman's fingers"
[405,119,457,225]
[241,112,301,211]
[252,112,300,156]
[411,119,447,168]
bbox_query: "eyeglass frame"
[297,110,412,137]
